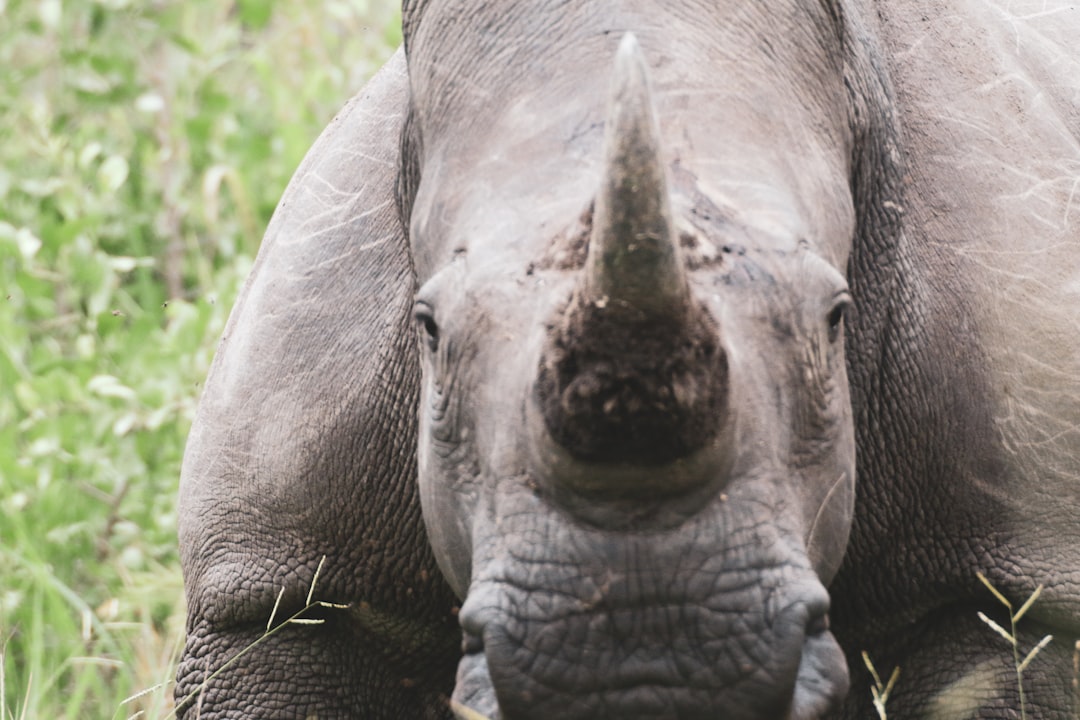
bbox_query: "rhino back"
[176,49,458,719]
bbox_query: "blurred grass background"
[0,0,400,716]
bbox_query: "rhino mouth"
[450,597,847,720]
[449,519,849,720]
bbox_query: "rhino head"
[405,6,861,718]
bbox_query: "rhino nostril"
[806,612,830,638]
[462,631,484,655]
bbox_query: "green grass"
[0,1,399,717]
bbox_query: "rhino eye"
[413,302,439,352]
[827,295,851,343]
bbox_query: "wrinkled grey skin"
[177,2,1080,719]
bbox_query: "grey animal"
[176,2,1080,718]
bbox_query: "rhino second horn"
[585,32,688,321]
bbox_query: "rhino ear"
[585,33,688,321]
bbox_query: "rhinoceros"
[175,1,1080,718]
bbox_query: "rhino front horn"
[533,35,728,471]
[585,33,688,320]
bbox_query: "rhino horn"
[585,33,688,320]
[533,35,727,472]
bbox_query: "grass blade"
[977,612,1015,645]
[306,556,327,606]
[862,651,883,688]
[1013,585,1044,624]
[267,587,286,632]
[977,572,1013,610]
[1018,635,1053,673]
[450,700,495,720]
